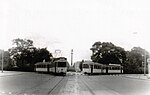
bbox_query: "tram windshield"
[57,62,66,67]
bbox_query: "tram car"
[35,62,52,73]
[82,61,123,75]
[82,61,104,74]
[51,57,69,75]
[107,64,123,74]
[35,57,69,75]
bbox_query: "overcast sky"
[1,0,150,63]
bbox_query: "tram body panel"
[108,70,121,73]
[35,68,48,72]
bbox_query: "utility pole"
[144,50,146,76]
[71,49,73,66]
[1,50,4,73]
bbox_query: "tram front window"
[58,62,66,67]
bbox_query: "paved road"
[0,72,150,95]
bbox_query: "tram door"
[47,65,49,73]
[55,62,57,73]
[91,65,93,74]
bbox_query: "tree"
[91,41,126,74]
[37,48,52,62]
[9,38,53,71]
[124,47,150,74]
[8,38,34,71]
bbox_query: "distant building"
[0,50,11,70]
[74,61,81,72]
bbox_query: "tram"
[35,57,69,75]
[51,57,69,74]
[82,61,123,75]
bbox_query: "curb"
[0,71,26,77]
[122,75,150,80]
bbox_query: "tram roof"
[35,62,51,65]
[108,64,122,67]
[83,61,103,65]
[83,61,122,67]
[54,59,68,62]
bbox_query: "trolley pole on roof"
[71,49,73,66]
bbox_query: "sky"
[1,0,150,64]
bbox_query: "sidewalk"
[123,74,150,80]
[0,71,26,77]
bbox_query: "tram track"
[48,76,66,95]
[79,75,96,95]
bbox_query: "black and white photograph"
[0,0,150,95]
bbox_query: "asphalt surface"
[0,72,150,95]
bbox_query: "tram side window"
[112,67,115,70]
[94,65,99,69]
[83,64,89,68]
[112,67,120,70]
[116,67,118,70]
[49,64,52,68]
[97,65,99,69]
[43,65,46,68]
[99,65,101,69]
[38,65,41,68]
